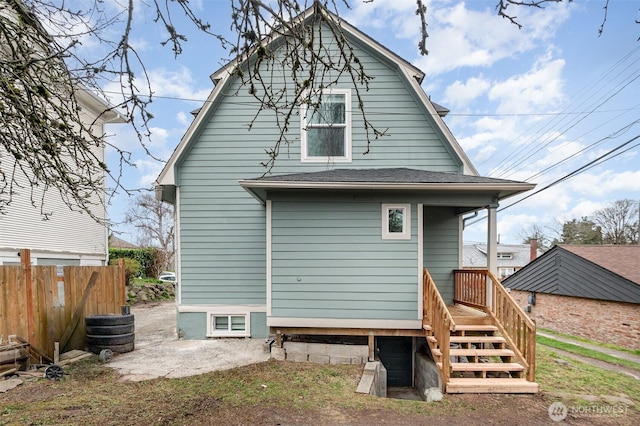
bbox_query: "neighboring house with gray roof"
[503,245,640,349]
[108,235,140,250]
[154,6,536,392]
[463,242,541,279]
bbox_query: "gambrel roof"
[503,245,640,304]
[156,6,478,189]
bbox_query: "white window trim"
[206,311,251,337]
[382,204,411,240]
[300,88,352,163]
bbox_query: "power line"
[485,45,640,177]
[465,133,640,227]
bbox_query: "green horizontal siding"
[176,21,463,314]
[271,200,419,320]
[423,207,459,304]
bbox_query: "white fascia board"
[178,305,267,313]
[268,317,422,329]
[210,6,425,91]
[75,88,126,124]
[239,180,535,195]
[399,67,478,176]
[155,75,230,186]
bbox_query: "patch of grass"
[2,352,639,424]
[536,345,640,411]
[537,335,640,371]
[538,328,640,356]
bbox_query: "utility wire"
[465,133,640,227]
[485,45,640,177]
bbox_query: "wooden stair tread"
[450,362,524,372]
[432,348,514,357]
[449,336,505,343]
[450,348,514,357]
[446,378,539,394]
[453,324,498,332]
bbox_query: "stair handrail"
[454,269,536,382]
[486,270,536,382]
[423,268,456,384]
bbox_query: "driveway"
[105,301,270,382]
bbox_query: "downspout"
[462,211,479,230]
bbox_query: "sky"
[102,0,640,246]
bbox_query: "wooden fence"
[0,250,126,361]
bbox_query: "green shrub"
[109,247,157,277]
[110,257,141,283]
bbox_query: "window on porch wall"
[382,204,411,240]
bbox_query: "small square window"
[301,89,352,162]
[382,204,411,240]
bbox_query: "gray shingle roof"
[503,245,640,303]
[251,168,526,185]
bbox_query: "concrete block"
[271,347,286,361]
[377,363,387,398]
[356,368,375,394]
[350,357,364,364]
[284,342,325,355]
[425,387,443,402]
[329,356,352,365]
[263,339,274,354]
[287,352,308,363]
[325,344,368,358]
[308,354,330,365]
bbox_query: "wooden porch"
[423,268,538,394]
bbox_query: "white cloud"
[177,111,193,127]
[488,53,565,114]
[413,1,571,77]
[134,158,166,188]
[444,77,491,108]
[147,67,210,100]
[344,0,418,39]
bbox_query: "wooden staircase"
[422,269,538,394]
[424,307,539,393]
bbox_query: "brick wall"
[509,290,639,350]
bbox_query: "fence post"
[118,258,126,306]
[20,249,36,344]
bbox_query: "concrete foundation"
[356,361,387,397]
[275,342,368,365]
[414,352,442,401]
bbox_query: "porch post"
[486,203,498,309]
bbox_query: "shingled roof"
[560,245,640,285]
[250,168,525,184]
[503,244,640,303]
[239,168,534,204]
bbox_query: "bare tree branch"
[0,0,632,223]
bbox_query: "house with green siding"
[155,6,538,394]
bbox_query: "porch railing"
[423,268,456,385]
[454,269,536,382]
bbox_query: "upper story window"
[497,253,513,260]
[301,89,352,162]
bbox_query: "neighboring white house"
[463,242,541,279]
[0,89,124,266]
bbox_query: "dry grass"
[1,346,639,425]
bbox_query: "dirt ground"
[2,301,637,425]
[0,380,640,426]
